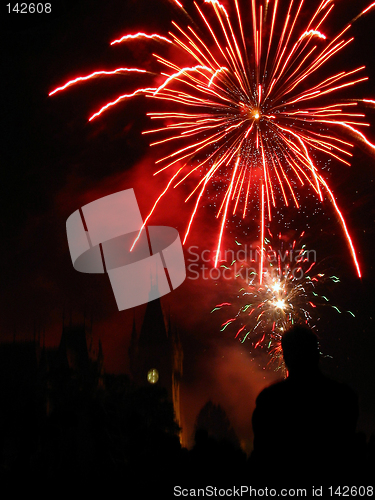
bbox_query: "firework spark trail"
[50,1,375,277]
[211,232,355,368]
[48,68,147,96]
[110,33,172,45]
[260,183,265,284]
[88,88,157,122]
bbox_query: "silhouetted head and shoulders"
[251,325,358,483]
[260,325,356,395]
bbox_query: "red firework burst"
[50,0,375,277]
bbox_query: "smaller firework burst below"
[211,232,354,371]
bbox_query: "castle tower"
[59,322,89,372]
[129,297,171,390]
[129,295,184,443]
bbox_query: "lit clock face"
[147,368,159,384]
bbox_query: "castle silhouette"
[1,305,373,485]
[0,295,185,475]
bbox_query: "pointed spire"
[128,308,138,379]
[90,310,93,335]
[139,297,167,346]
[167,310,172,338]
[97,338,105,388]
[131,309,137,341]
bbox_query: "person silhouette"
[251,325,358,484]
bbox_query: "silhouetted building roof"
[58,323,89,372]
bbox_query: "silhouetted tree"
[194,400,240,448]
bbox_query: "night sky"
[2,0,375,450]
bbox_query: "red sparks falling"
[50,0,375,277]
[260,183,265,284]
